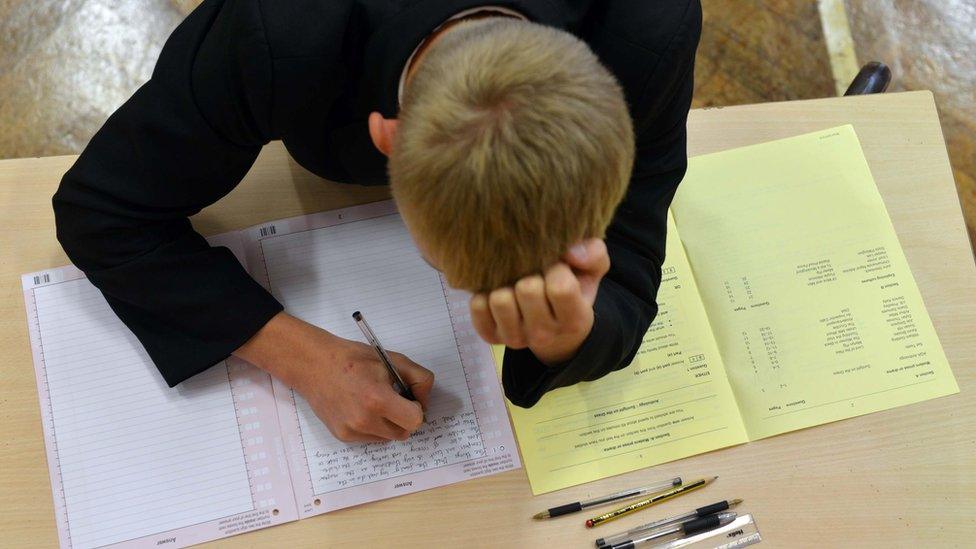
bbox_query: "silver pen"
[534,478,682,519]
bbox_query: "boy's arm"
[500,1,702,408]
[53,0,283,386]
[51,0,433,443]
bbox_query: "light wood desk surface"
[1,91,973,547]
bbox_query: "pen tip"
[352,311,362,320]
[711,476,719,481]
[532,512,548,520]
[730,498,743,506]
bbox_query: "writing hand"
[234,313,434,442]
[469,238,609,366]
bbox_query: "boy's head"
[374,18,634,292]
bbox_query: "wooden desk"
[1,91,973,547]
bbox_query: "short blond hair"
[391,19,634,292]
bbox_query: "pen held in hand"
[352,311,417,402]
[585,477,717,528]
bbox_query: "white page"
[243,200,519,515]
[22,233,297,549]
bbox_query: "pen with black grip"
[352,311,417,401]
[604,512,737,549]
[533,478,682,519]
[596,498,742,547]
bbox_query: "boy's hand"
[234,313,434,443]
[469,238,609,366]
[296,337,433,443]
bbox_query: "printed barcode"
[259,225,277,238]
[33,274,51,285]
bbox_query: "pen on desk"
[352,311,416,402]
[533,477,682,520]
[585,477,716,528]
[595,499,743,547]
[604,512,737,549]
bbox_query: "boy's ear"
[368,112,399,157]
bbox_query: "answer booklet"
[23,200,518,548]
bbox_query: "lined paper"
[29,275,253,548]
[260,214,484,495]
[240,201,517,514]
[23,202,517,544]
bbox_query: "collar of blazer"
[395,5,527,105]
[360,0,577,118]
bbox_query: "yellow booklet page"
[498,214,748,495]
[500,126,958,494]
[671,125,959,440]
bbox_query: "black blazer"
[53,0,702,408]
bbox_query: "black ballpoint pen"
[605,512,737,549]
[352,311,417,401]
[596,499,743,547]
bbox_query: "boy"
[53,1,702,443]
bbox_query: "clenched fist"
[469,238,609,366]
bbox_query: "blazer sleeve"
[502,0,702,407]
[52,0,284,387]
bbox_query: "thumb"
[564,238,609,273]
[563,239,610,301]
[390,353,435,410]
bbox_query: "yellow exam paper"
[498,214,748,495]
[671,125,959,440]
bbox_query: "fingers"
[488,288,526,348]
[384,353,432,438]
[381,397,424,435]
[470,252,599,354]
[368,419,411,442]
[353,419,409,442]
[544,263,589,326]
[354,386,420,441]
[390,352,435,410]
[361,352,429,440]
[564,238,610,276]
[345,433,387,443]
[328,420,387,444]
[479,268,590,350]
[563,239,610,303]
[333,389,419,443]
[515,275,558,347]
[470,294,501,344]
